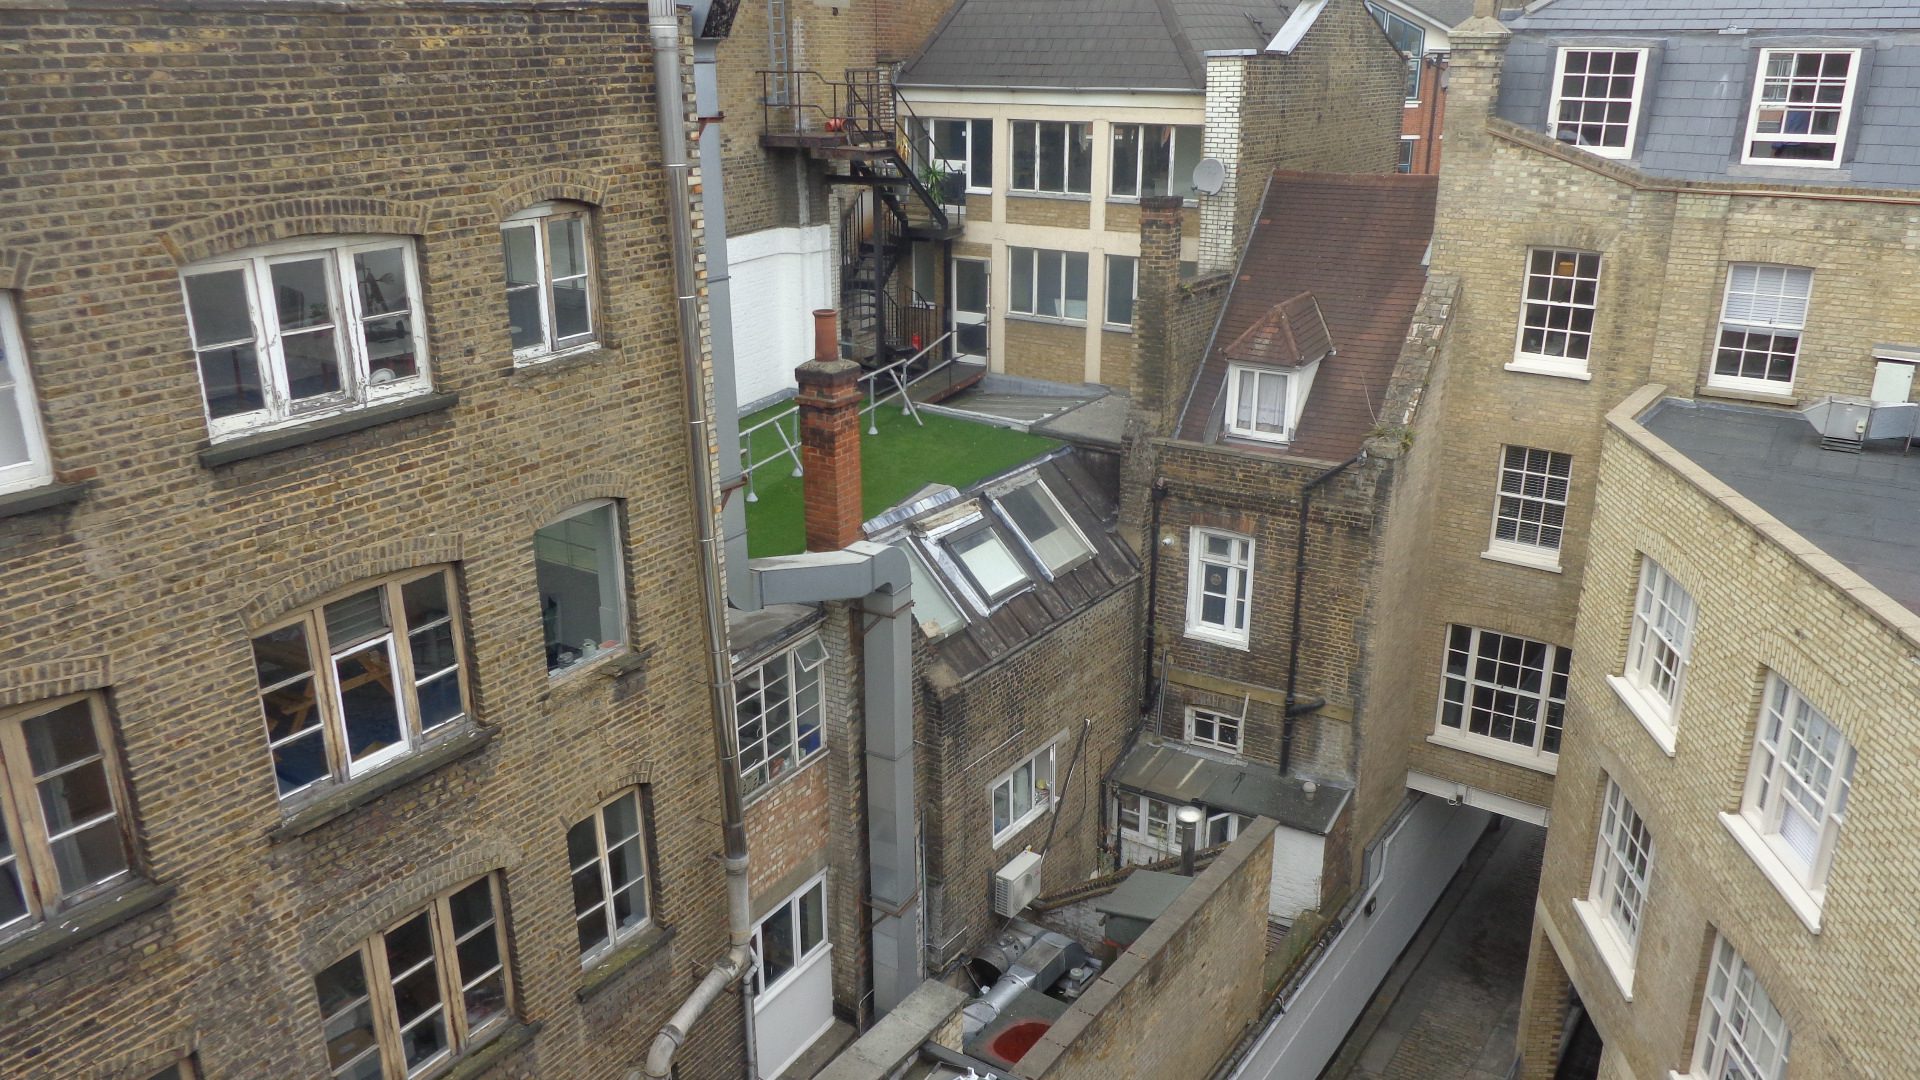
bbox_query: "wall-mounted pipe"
[1280,451,1366,777]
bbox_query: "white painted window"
[994,479,1093,577]
[180,237,429,439]
[1186,528,1253,647]
[0,694,135,942]
[1741,674,1856,896]
[536,501,627,675]
[568,789,652,965]
[1489,446,1572,564]
[1624,558,1694,730]
[250,567,472,799]
[1743,49,1860,167]
[503,203,595,361]
[1514,249,1601,374]
[1689,935,1790,1080]
[314,875,510,1079]
[1109,124,1203,199]
[1549,49,1649,158]
[1224,364,1295,443]
[1186,706,1242,753]
[930,118,993,193]
[751,875,828,996]
[1105,255,1137,328]
[0,293,51,494]
[1116,792,1174,848]
[1010,120,1091,195]
[991,742,1056,846]
[1206,810,1253,847]
[1008,247,1089,321]
[735,635,827,796]
[1589,780,1653,954]
[1712,264,1813,392]
[1437,625,1568,760]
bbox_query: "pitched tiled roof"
[1221,292,1333,368]
[1175,171,1438,460]
[896,0,1288,92]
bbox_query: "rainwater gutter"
[1279,450,1366,777]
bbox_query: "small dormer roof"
[1222,291,1334,369]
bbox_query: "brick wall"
[1399,54,1448,174]
[1004,195,1094,231]
[1002,318,1089,387]
[0,3,741,1076]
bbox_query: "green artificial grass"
[739,399,1061,558]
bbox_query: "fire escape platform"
[759,132,895,160]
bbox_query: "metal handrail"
[859,330,957,433]
[738,405,803,503]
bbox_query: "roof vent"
[1800,395,1919,454]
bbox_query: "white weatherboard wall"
[731,225,833,409]
[1231,796,1490,1080]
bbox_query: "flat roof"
[1640,399,1920,615]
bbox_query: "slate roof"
[1221,292,1334,369]
[1497,0,1920,186]
[896,0,1289,91]
[1175,171,1438,460]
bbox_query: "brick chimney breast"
[795,309,866,552]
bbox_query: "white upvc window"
[503,203,596,361]
[180,237,429,440]
[735,635,828,797]
[1105,255,1138,328]
[1549,48,1650,158]
[1621,558,1694,738]
[1224,364,1296,444]
[751,874,828,997]
[1436,625,1569,766]
[1743,49,1860,167]
[1109,123,1203,200]
[930,118,993,193]
[1513,249,1601,376]
[1186,528,1253,647]
[1185,706,1241,754]
[990,741,1056,846]
[1008,247,1089,321]
[1586,780,1653,957]
[0,293,51,494]
[536,501,628,675]
[1688,935,1790,1080]
[568,789,653,965]
[1010,120,1091,195]
[1740,674,1856,898]
[1711,264,1813,393]
[1116,791,1175,851]
[993,479,1093,578]
[1488,446,1572,565]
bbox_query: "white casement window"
[930,118,993,193]
[1488,446,1572,565]
[1116,792,1174,849]
[1186,528,1253,647]
[0,694,135,942]
[735,635,827,797]
[751,875,828,996]
[991,741,1056,846]
[1224,364,1297,443]
[1109,124,1203,199]
[1586,780,1654,958]
[1514,249,1602,375]
[1743,49,1860,167]
[1186,706,1242,754]
[1739,674,1856,897]
[180,237,428,439]
[568,789,652,965]
[314,876,511,1080]
[1622,558,1694,737]
[1436,625,1569,764]
[1106,256,1138,328]
[994,479,1093,578]
[1712,264,1813,393]
[1549,49,1649,158]
[1010,120,1091,195]
[0,293,51,495]
[250,567,471,800]
[503,203,596,361]
[536,501,627,675]
[1688,935,1791,1080]
[1008,247,1089,321]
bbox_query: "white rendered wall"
[1269,826,1325,919]
[730,225,833,410]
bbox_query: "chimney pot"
[812,308,838,364]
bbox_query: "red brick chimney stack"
[795,309,866,552]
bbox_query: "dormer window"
[1743,49,1860,167]
[1225,364,1295,443]
[1549,49,1649,158]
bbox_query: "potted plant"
[919,162,965,208]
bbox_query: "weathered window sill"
[269,725,496,841]
[508,341,609,380]
[1007,191,1092,203]
[1697,383,1798,408]
[0,880,173,980]
[577,923,677,1002]
[437,1020,542,1080]
[0,479,90,521]
[198,392,458,468]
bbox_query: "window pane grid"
[736,638,827,796]
[1191,530,1253,639]
[1439,625,1569,755]
[1715,265,1812,386]
[1189,708,1240,752]
[1696,936,1790,1080]
[1748,50,1854,163]
[1493,446,1572,552]
[1628,560,1694,713]
[753,877,830,996]
[0,696,133,930]
[1594,781,1653,948]
[1748,675,1856,884]
[992,744,1054,843]
[1553,50,1641,150]
[1226,365,1291,441]
[1518,249,1601,364]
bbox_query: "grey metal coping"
[1109,740,1350,834]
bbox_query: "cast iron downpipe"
[645,0,752,1075]
[1101,478,1170,858]
[1279,451,1367,777]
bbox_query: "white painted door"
[953,257,989,363]
[752,875,833,1079]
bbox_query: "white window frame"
[0,293,51,494]
[502,203,596,362]
[990,741,1057,847]
[1185,528,1253,648]
[928,118,992,194]
[1185,705,1242,754]
[1732,673,1856,903]
[1115,791,1175,853]
[1396,136,1418,174]
[991,478,1094,579]
[900,543,968,640]
[750,873,830,999]
[1223,363,1297,444]
[1105,255,1138,329]
[1741,48,1861,169]
[1007,246,1089,322]
[1432,625,1568,771]
[735,634,828,797]
[180,236,430,440]
[1485,445,1572,570]
[1687,934,1791,1080]
[1366,3,1426,102]
[1710,264,1813,394]
[1009,120,1091,196]
[1614,558,1693,749]
[568,789,653,967]
[1548,48,1650,159]
[1108,123,1203,200]
[1573,779,1652,998]
[1511,248,1602,378]
[536,500,629,676]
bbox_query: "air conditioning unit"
[992,851,1044,916]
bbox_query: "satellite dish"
[1192,157,1226,196]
